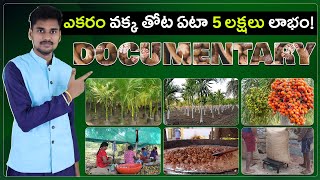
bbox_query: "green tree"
[91,80,115,121]
[164,79,180,121]
[195,79,214,123]
[183,79,197,118]
[226,78,238,99]
[214,89,225,114]
[126,79,144,123]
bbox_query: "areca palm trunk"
[187,99,190,116]
[200,104,203,123]
[134,109,137,125]
[144,103,148,120]
[120,103,124,124]
[131,105,135,122]
[167,99,170,121]
[154,103,159,122]
[191,102,194,119]
[105,105,108,121]
[149,101,153,119]
[212,106,215,118]
[110,103,113,117]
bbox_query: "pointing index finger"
[78,71,93,81]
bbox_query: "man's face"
[28,19,61,56]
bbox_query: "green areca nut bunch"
[245,87,270,116]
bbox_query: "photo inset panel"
[241,78,314,126]
[85,127,161,175]
[164,127,239,175]
[241,127,314,175]
[164,78,239,126]
[86,78,161,126]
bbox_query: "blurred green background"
[1,0,318,179]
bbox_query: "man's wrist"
[65,90,73,102]
[62,91,73,106]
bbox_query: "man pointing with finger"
[3,5,92,176]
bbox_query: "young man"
[3,5,92,176]
[297,128,313,174]
[242,128,257,174]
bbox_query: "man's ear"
[59,30,61,42]
[28,28,32,41]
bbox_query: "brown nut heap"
[164,145,238,173]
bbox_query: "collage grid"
[84,78,315,176]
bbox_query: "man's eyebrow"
[34,27,59,31]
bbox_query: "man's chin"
[36,48,53,56]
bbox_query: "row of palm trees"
[164,78,238,123]
[86,79,161,124]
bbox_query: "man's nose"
[42,32,52,41]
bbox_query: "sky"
[171,78,235,99]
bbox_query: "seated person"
[96,142,112,168]
[140,148,149,162]
[124,145,137,164]
[150,147,158,161]
[135,154,143,164]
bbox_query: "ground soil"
[166,106,238,126]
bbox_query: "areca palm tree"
[137,90,150,120]
[91,80,115,121]
[164,79,180,121]
[226,78,238,98]
[214,89,226,114]
[126,79,144,123]
[86,79,97,112]
[113,79,132,124]
[183,79,197,118]
[195,79,213,123]
[141,79,161,123]
[208,92,218,118]
[181,91,190,116]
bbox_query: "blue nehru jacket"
[5,50,75,173]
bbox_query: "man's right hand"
[67,68,93,99]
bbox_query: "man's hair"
[29,5,63,28]
[128,145,133,150]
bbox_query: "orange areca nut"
[268,78,313,125]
